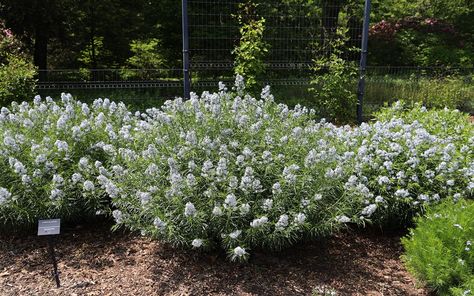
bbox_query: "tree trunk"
[34,27,48,69]
[34,22,48,80]
[319,0,345,60]
[33,0,49,80]
[322,0,343,36]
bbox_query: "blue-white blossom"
[185,202,197,217]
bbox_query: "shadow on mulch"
[0,221,427,296]
[148,227,424,296]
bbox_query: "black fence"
[35,0,474,117]
[36,66,474,88]
[38,0,368,95]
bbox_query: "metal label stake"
[38,219,61,288]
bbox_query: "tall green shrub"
[0,55,36,106]
[121,38,166,80]
[0,22,36,106]
[309,21,358,123]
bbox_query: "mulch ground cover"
[0,221,427,296]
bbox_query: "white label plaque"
[38,219,61,236]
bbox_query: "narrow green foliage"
[366,76,474,114]
[402,199,474,295]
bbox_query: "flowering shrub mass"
[0,94,135,226]
[0,76,472,261]
[374,101,473,147]
[342,118,473,225]
[106,78,367,261]
[105,78,473,260]
[356,102,474,225]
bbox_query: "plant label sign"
[37,219,61,236]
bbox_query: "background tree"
[0,0,78,72]
[0,21,36,105]
[0,0,472,71]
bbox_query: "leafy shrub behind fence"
[0,55,37,106]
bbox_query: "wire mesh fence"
[34,0,473,116]
[188,0,364,81]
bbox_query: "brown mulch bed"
[0,223,427,296]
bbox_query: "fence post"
[357,0,371,124]
[182,0,191,99]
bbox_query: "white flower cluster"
[0,93,135,225]
[0,187,11,204]
[340,109,473,223]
